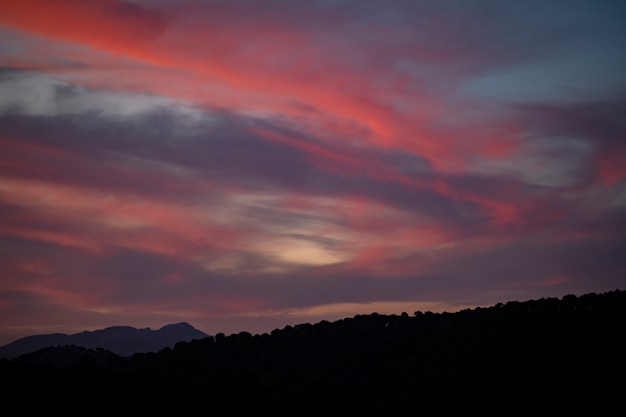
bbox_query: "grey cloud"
[0,102,510,230]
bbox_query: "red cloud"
[0,0,513,170]
[1,0,166,53]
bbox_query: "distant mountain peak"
[161,322,194,330]
[0,323,209,359]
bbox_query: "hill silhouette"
[0,322,208,359]
[2,290,625,416]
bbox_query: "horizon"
[0,298,484,345]
[1,1,625,347]
[1,288,621,346]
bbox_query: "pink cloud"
[0,0,624,344]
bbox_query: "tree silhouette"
[2,289,625,416]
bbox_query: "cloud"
[1,0,167,51]
[1,71,623,272]
[0,1,625,342]
[0,68,198,118]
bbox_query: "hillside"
[2,290,625,416]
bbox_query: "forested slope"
[3,290,625,416]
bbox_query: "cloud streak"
[0,0,625,343]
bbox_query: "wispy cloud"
[0,0,624,343]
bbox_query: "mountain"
[0,322,208,359]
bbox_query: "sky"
[0,0,625,345]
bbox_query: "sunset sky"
[1,0,625,345]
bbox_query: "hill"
[2,290,625,416]
[0,322,208,359]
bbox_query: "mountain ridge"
[0,322,208,359]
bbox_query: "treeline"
[2,290,625,416]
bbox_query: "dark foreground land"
[3,290,625,416]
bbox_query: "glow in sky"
[0,0,625,344]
